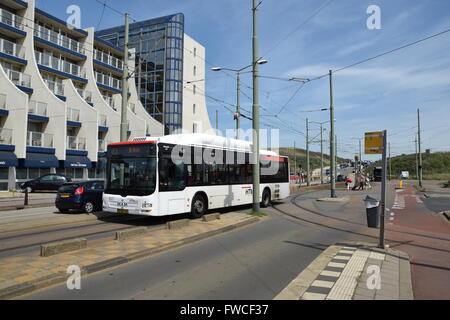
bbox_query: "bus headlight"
[142,201,153,208]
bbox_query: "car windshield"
[105,158,157,196]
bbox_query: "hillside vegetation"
[375,151,450,180]
[276,147,349,173]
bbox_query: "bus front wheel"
[261,189,271,208]
[190,194,207,219]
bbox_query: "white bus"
[103,134,290,218]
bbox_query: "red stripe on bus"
[108,141,157,147]
[261,155,288,162]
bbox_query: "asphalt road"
[23,186,379,300]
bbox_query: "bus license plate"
[118,209,129,214]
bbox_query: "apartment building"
[0,0,212,190]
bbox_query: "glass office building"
[96,13,184,135]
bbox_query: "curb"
[438,211,450,225]
[0,216,259,300]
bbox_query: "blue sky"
[36,0,450,160]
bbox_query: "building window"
[193,104,196,114]
[193,123,197,133]
[193,66,196,76]
[193,47,197,57]
[193,85,196,95]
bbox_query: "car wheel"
[190,194,207,219]
[261,189,271,208]
[58,208,69,213]
[83,201,95,213]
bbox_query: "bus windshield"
[106,157,157,196]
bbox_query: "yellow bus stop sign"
[365,131,384,154]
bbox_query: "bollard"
[399,180,403,189]
[24,188,29,206]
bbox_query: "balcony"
[0,38,25,62]
[35,51,86,81]
[3,67,31,88]
[95,71,122,92]
[27,131,54,148]
[43,78,65,96]
[67,136,86,150]
[0,128,12,145]
[99,114,107,127]
[0,8,24,32]
[29,100,48,116]
[0,94,6,110]
[67,108,80,122]
[76,88,92,103]
[102,94,115,109]
[94,49,123,70]
[98,139,107,152]
[34,24,85,56]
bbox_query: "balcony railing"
[99,114,107,126]
[0,128,12,144]
[67,108,80,122]
[29,100,47,116]
[98,139,106,152]
[3,68,31,87]
[102,94,115,108]
[76,88,92,102]
[27,131,54,148]
[94,49,123,70]
[67,136,86,150]
[0,8,24,30]
[43,78,64,96]
[35,51,85,78]
[0,94,6,110]
[34,24,85,55]
[95,71,122,90]
[0,38,25,59]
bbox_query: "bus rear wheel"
[190,194,207,219]
[261,189,271,208]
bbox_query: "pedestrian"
[345,177,353,190]
[358,174,365,191]
[365,176,372,189]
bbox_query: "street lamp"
[211,60,268,139]
[309,120,331,185]
[351,137,364,174]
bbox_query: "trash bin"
[363,195,380,228]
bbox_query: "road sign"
[365,131,384,154]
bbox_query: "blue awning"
[0,151,18,167]
[64,155,92,169]
[24,152,58,168]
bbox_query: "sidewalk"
[0,212,260,299]
[0,192,56,211]
[275,242,413,300]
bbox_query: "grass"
[247,210,268,217]
[373,151,450,181]
[277,147,349,172]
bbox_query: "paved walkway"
[0,212,259,299]
[275,242,413,300]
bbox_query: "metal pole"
[320,124,324,185]
[252,0,261,212]
[120,13,130,142]
[379,130,388,249]
[335,135,338,179]
[359,139,362,174]
[306,118,310,187]
[417,109,423,188]
[388,142,392,181]
[216,110,219,132]
[329,70,336,197]
[294,141,297,178]
[236,72,241,139]
[415,135,419,181]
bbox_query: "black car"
[55,180,104,213]
[20,174,71,193]
[337,174,347,182]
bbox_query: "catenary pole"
[306,118,310,186]
[329,70,336,197]
[417,109,423,188]
[120,13,130,142]
[252,0,261,212]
